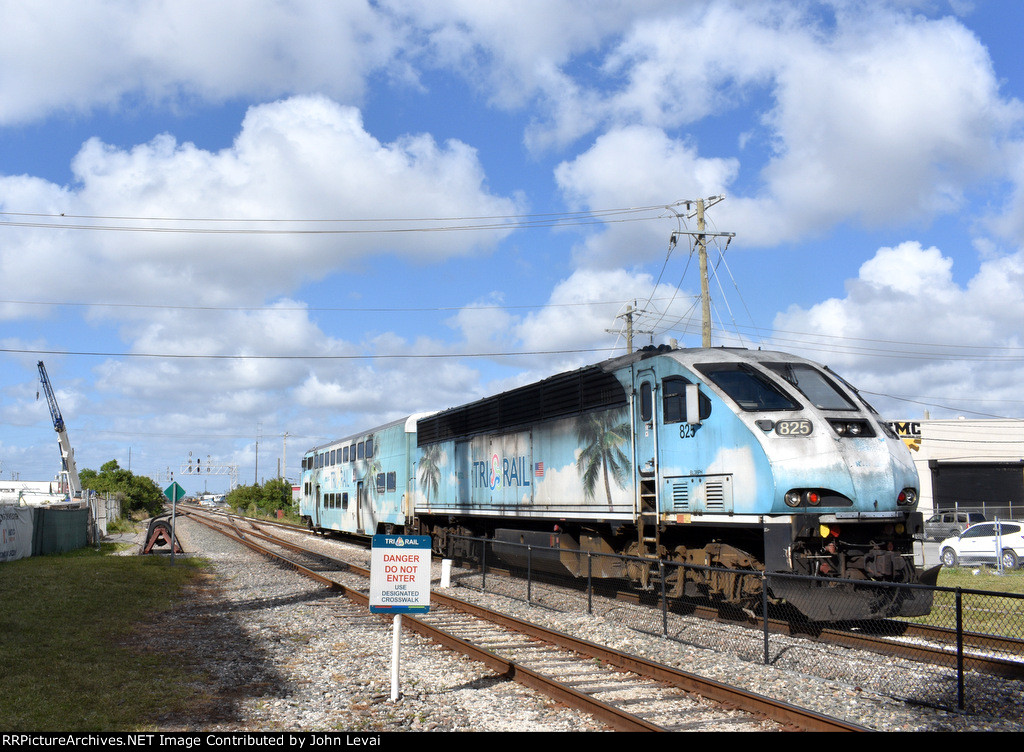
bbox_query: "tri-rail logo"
[474,454,532,490]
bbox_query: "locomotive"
[299,344,937,621]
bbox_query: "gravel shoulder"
[125,517,608,732]
[120,516,1024,733]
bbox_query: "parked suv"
[924,511,986,541]
[939,521,1024,570]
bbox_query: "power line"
[0,296,677,314]
[0,204,667,224]
[0,203,672,235]
[862,390,1024,420]
[0,345,620,360]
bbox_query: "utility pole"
[697,199,712,348]
[282,432,289,481]
[619,304,636,353]
[255,423,262,485]
[608,302,653,354]
[665,196,732,349]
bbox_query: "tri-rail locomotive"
[300,344,937,620]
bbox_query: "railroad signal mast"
[36,361,82,499]
[180,452,240,490]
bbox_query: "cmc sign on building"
[888,419,1024,519]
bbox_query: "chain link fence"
[444,533,1024,715]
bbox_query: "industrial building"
[889,419,1024,520]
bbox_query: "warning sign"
[369,534,432,614]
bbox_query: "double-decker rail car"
[300,345,937,621]
[299,415,425,537]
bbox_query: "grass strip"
[0,545,210,731]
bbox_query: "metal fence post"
[956,588,965,711]
[587,553,593,615]
[527,545,533,603]
[660,561,668,636]
[762,571,770,666]
[481,537,487,590]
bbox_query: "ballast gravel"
[120,517,1024,733]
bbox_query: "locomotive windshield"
[695,363,799,411]
[762,363,856,411]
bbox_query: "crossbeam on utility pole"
[607,303,653,353]
[666,196,734,349]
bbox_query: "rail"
[447,533,1024,714]
[182,509,864,732]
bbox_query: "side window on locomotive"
[662,377,711,423]
[639,381,653,422]
[366,436,374,458]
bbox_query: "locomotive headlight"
[828,419,875,438]
[785,490,802,507]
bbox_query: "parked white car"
[939,521,1024,570]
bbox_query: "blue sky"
[2,1,1024,494]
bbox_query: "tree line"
[81,459,295,520]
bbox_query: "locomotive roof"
[416,360,629,446]
[415,344,820,446]
[307,415,410,454]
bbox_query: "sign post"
[163,481,187,564]
[369,534,431,701]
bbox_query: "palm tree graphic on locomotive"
[417,444,442,505]
[575,409,631,510]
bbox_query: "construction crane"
[37,361,82,499]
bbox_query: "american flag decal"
[535,462,544,477]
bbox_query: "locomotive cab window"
[763,363,856,411]
[695,363,799,412]
[662,377,711,423]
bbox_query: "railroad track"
[181,508,865,732]
[178,506,1024,682]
